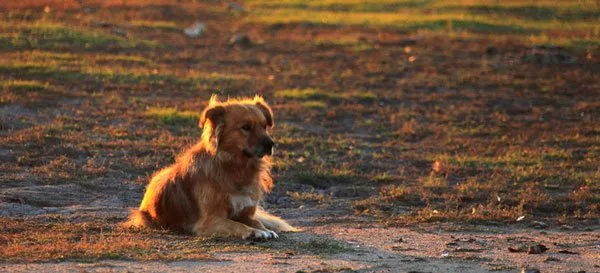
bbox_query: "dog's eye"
[241,124,252,132]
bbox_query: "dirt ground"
[1,205,600,272]
[1,1,599,272]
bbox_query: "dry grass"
[288,190,331,204]
[0,218,273,262]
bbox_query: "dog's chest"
[229,194,257,216]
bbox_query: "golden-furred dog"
[123,95,298,239]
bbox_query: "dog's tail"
[121,209,156,229]
[255,207,300,232]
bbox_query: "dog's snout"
[262,137,275,155]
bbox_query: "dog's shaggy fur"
[123,95,297,239]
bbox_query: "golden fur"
[123,95,298,239]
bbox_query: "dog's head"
[200,95,275,159]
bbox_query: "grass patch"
[447,19,532,34]
[463,5,600,21]
[353,185,425,215]
[313,38,374,51]
[248,9,546,34]
[247,0,600,46]
[94,54,151,65]
[247,0,430,12]
[288,190,331,204]
[352,91,377,102]
[1,79,62,104]
[0,60,248,89]
[2,80,50,92]
[421,174,450,191]
[371,172,395,183]
[0,21,154,51]
[302,100,327,109]
[130,20,179,30]
[275,88,343,101]
[276,89,376,104]
[146,107,200,126]
[0,63,182,85]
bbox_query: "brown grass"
[0,218,218,262]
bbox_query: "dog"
[123,95,298,239]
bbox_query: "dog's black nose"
[262,137,275,155]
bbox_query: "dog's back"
[124,156,202,232]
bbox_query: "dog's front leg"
[194,215,277,239]
[254,208,300,232]
[234,214,280,239]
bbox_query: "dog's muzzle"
[258,137,275,157]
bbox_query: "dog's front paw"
[249,228,278,240]
[264,229,279,239]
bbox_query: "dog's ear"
[200,105,225,129]
[254,96,274,127]
[200,95,225,129]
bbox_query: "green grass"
[146,107,200,126]
[302,100,327,109]
[0,21,154,51]
[247,0,600,48]
[248,0,599,18]
[0,59,250,90]
[313,39,375,51]
[2,80,50,92]
[352,91,376,102]
[246,0,430,12]
[0,63,183,85]
[276,89,377,103]
[1,79,61,104]
[94,54,152,65]
[275,88,343,101]
[130,20,179,30]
